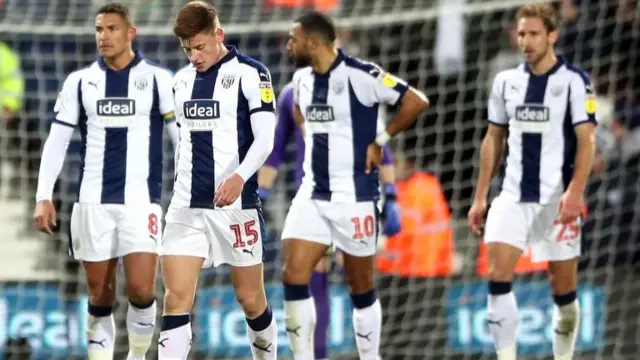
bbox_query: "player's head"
[95,3,136,59]
[173,1,224,72]
[515,3,559,65]
[287,11,337,67]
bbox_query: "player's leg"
[311,257,331,360]
[281,198,332,359]
[548,259,580,360]
[535,211,582,360]
[329,202,382,360]
[83,260,119,360]
[122,253,158,360]
[120,205,163,360]
[230,264,278,359]
[157,208,209,359]
[483,197,531,360]
[70,203,119,360]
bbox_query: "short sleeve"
[569,72,597,125]
[371,68,409,107]
[292,70,303,106]
[241,65,276,115]
[487,74,508,126]
[53,72,82,127]
[154,67,175,116]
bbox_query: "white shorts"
[484,196,582,262]
[69,202,162,262]
[281,198,379,257]
[161,207,264,268]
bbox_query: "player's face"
[180,29,224,72]
[286,23,313,68]
[516,17,557,65]
[95,13,134,59]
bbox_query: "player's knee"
[549,273,577,295]
[163,288,194,314]
[487,264,515,282]
[86,278,116,306]
[126,280,155,305]
[282,261,311,285]
[235,289,266,317]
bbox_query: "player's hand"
[467,198,487,237]
[33,200,57,236]
[215,173,245,207]
[558,190,583,224]
[365,143,383,173]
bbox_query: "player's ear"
[215,28,224,43]
[128,25,137,42]
[548,29,558,45]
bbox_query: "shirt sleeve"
[349,63,409,107]
[241,65,276,115]
[264,86,295,168]
[35,123,74,201]
[155,67,175,118]
[53,71,82,127]
[487,73,508,126]
[570,72,597,125]
[234,111,276,182]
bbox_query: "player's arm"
[567,74,598,195]
[156,68,179,147]
[258,86,295,197]
[370,70,429,147]
[234,67,277,182]
[291,71,306,138]
[472,74,508,203]
[34,73,82,234]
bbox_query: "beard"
[290,53,312,68]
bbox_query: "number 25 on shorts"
[556,221,580,242]
[351,215,375,240]
[230,220,259,248]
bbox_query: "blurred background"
[0,0,638,359]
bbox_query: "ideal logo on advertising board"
[446,281,606,356]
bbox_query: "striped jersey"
[488,57,597,204]
[170,46,275,209]
[293,49,408,203]
[53,52,175,205]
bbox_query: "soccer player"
[32,3,178,360]
[258,83,401,359]
[158,2,278,359]
[467,4,596,360]
[281,11,429,359]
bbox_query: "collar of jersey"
[312,48,345,77]
[524,55,564,77]
[97,50,144,71]
[196,45,238,75]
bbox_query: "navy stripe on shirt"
[310,74,331,201]
[348,81,379,202]
[101,68,130,204]
[520,74,547,203]
[188,69,218,209]
[148,76,163,204]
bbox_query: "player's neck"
[312,47,339,75]
[103,49,136,71]
[528,52,558,76]
[212,44,229,67]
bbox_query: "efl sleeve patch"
[380,73,397,88]
[260,82,275,103]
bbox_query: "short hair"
[516,2,559,32]
[97,3,132,24]
[173,1,219,39]
[295,11,337,44]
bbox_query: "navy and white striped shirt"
[52,52,175,205]
[488,57,597,204]
[293,50,408,203]
[170,46,276,209]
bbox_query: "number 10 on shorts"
[351,215,375,240]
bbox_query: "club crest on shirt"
[134,78,148,91]
[220,74,235,89]
[260,82,274,103]
[332,81,344,94]
[550,86,563,97]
